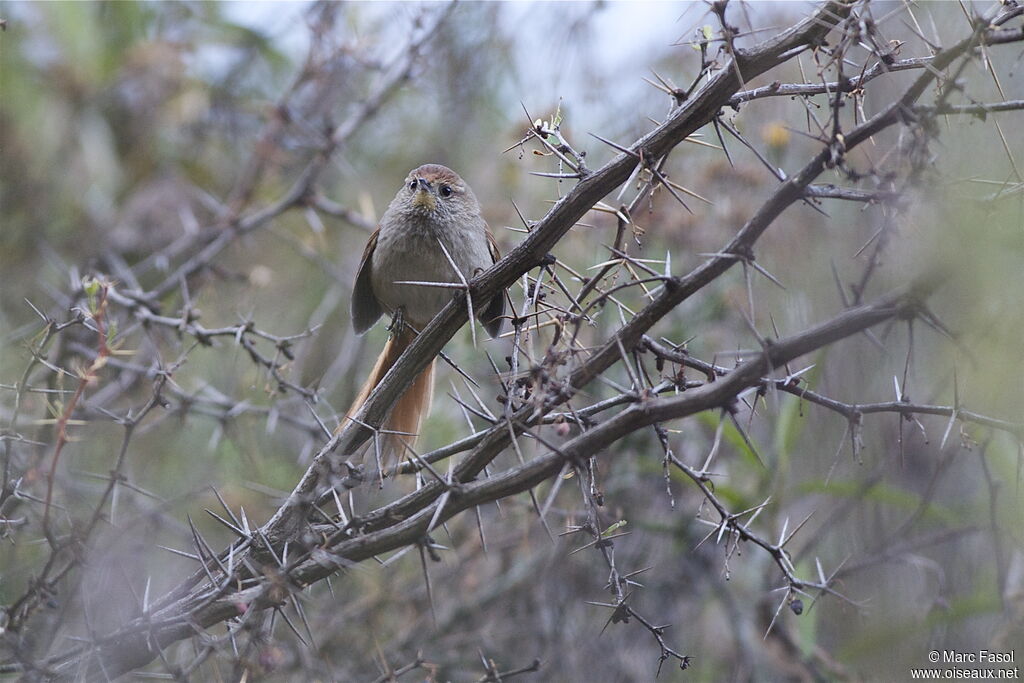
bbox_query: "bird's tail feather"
[346,327,434,469]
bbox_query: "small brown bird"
[347,164,504,465]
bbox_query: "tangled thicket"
[2,1,1023,680]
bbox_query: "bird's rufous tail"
[344,327,434,468]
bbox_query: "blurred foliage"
[1,2,1023,681]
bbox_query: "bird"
[345,164,505,469]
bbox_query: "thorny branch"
[3,0,1023,679]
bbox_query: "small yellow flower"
[761,121,790,150]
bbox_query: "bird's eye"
[409,180,418,191]
[440,185,453,197]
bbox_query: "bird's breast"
[371,221,492,329]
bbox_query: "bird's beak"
[412,177,436,211]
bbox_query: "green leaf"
[83,277,100,313]
[799,480,964,526]
[550,100,563,129]
[601,520,627,537]
[773,357,824,472]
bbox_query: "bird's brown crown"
[407,164,464,188]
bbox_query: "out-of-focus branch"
[141,4,456,302]
[919,99,1024,115]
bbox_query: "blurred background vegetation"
[1,1,1022,680]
